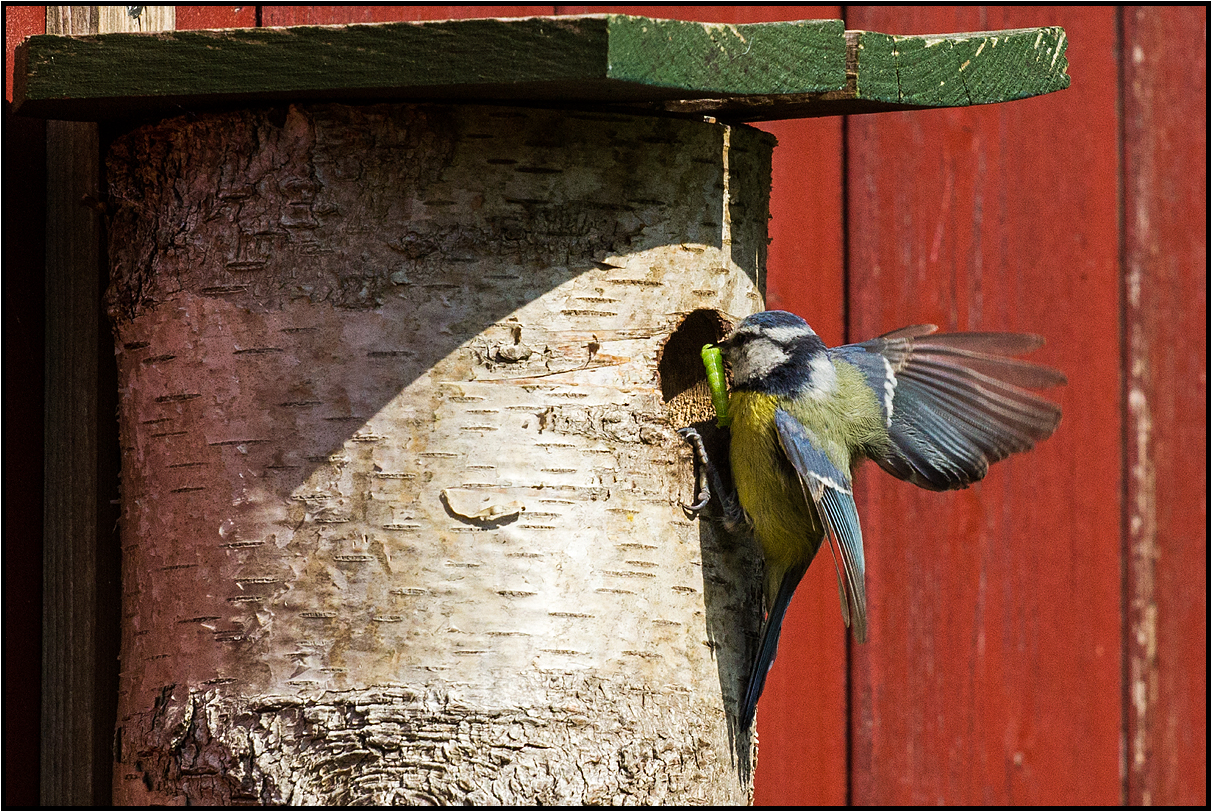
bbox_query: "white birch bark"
[107,103,770,804]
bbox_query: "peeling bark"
[107,103,771,804]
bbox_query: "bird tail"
[867,327,1066,491]
[740,561,809,732]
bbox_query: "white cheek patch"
[805,353,839,399]
[733,338,789,383]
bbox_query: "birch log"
[107,102,770,805]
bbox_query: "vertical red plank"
[1122,6,1208,807]
[5,4,45,102]
[561,6,850,804]
[846,6,1122,805]
[174,6,256,29]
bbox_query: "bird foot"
[677,427,714,513]
[677,426,748,531]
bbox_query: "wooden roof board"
[12,15,1069,122]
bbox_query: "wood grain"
[42,11,98,808]
[1122,6,1208,806]
[259,6,556,26]
[4,4,44,101]
[845,6,1122,805]
[174,5,256,30]
[41,7,174,807]
[851,27,1069,106]
[12,15,1070,122]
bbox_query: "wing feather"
[837,328,1065,491]
[773,409,867,642]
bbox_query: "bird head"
[718,311,835,398]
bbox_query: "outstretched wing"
[834,325,1066,491]
[773,408,867,643]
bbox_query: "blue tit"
[691,310,1065,731]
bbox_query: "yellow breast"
[728,391,826,574]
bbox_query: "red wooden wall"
[3,5,1205,807]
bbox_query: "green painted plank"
[604,16,845,95]
[12,16,843,119]
[11,15,1068,122]
[15,17,616,108]
[852,27,1070,107]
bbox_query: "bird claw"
[679,426,750,532]
[678,427,713,513]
